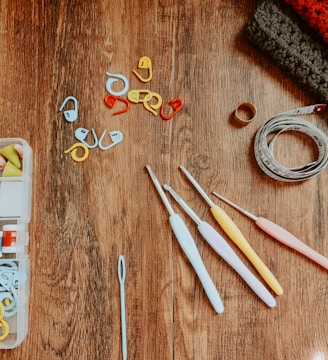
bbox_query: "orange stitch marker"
[160,98,183,120]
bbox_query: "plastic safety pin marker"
[164,184,276,308]
[143,92,162,116]
[64,142,89,162]
[0,303,9,341]
[98,130,123,150]
[118,255,127,360]
[179,165,283,296]
[132,56,152,83]
[212,192,328,271]
[160,98,184,120]
[127,89,152,104]
[59,96,79,123]
[104,94,130,115]
[75,128,99,149]
[146,165,224,314]
[105,73,129,97]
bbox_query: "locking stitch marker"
[160,98,184,120]
[104,94,130,115]
[132,56,152,82]
[105,73,129,97]
[98,130,123,150]
[59,96,78,122]
[64,142,90,162]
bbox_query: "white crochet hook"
[118,255,127,360]
[212,192,328,271]
[146,165,224,314]
[164,184,276,308]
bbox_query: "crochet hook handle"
[210,205,283,295]
[169,213,224,314]
[256,218,328,270]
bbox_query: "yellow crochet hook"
[179,165,283,296]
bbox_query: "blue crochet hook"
[146,165,224,313]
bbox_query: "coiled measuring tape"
[254,104,328,182]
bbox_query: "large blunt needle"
[179,165,283,296]
[146,165,224,314]
[164,184,276,308]
[212,192,328,271]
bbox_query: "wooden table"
[1,1,328,359]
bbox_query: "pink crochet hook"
[212,192,328,270]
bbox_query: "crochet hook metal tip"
[146,165,175,216]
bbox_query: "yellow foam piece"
[0,144,21,169]
[2,161,22,177]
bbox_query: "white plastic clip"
[98,130,123,150]
[74,128,99,149]
[59,96,79,122]
[105,73,129,97]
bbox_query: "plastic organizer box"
[0,138,32,349]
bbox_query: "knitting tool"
[164,184,276,307]
[212,192,328,271]
[143,92,162,116]
[59,96,78,122]
[105,73,129,97]
[179,165,283,295]
[234,102,257,125]
[0,303,9,341]
[146,165,224,313]
[254,104,328,182]
[160,98,183,120]
[98,130,123,150]
[132,56,152,82]
[75,128,99,149]
[118,255,127,360]
[64,142,89,162]
[104,94,130,115]
[127,90,152,104]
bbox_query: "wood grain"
[1,0,327,359]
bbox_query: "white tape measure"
[254,104,328,182]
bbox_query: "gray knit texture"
[244,0,328,103]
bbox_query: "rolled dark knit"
[244,0,328,103]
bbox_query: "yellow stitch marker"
[64,142,89,162]
[132,56,152,82]
[179,165,283,296]
[127,90,152,104]
[0,304,9,341]
[143,92,162,116]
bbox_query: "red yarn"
[284,0,328,43]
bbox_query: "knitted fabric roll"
[244,0,328,103]
[284,0,328,43]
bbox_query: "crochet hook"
[212,192,328,271]
[146,165,224,314]
[164,184,276,308]
[179,165,283,296]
